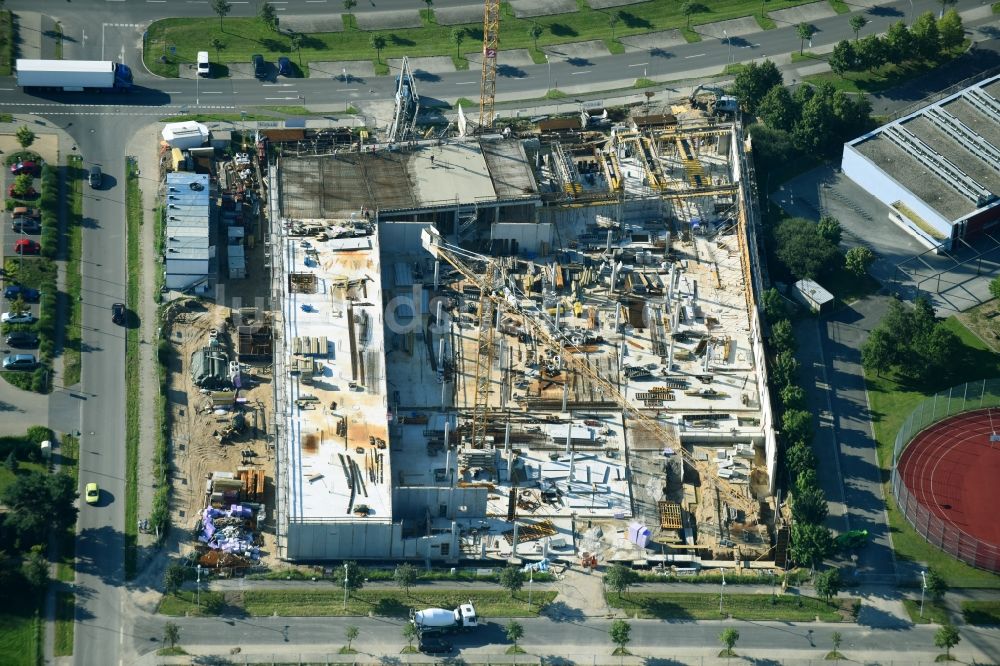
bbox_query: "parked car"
[8,184,38,199]
[197,50,211,77]
[5,331,39,348]
[11,217,41,233]
[10,161,39,176]
[1,311,36,324]
[252,54,266,79]
[277,56,292,77]
[4,285,40,302]
[111,302,126,325]
[418,636,453,655]
[88,166,102,189]
[12,206,40,219]
[13,239,40,255]
[2,353,37,370]
[85,482,100,504]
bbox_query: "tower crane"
[479,0,501,130]
[421,226,762,519]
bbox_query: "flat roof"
[280,225,392,522]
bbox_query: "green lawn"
[54,591,75,657]
[56,434,79,583]
[902,599,950,625]
[0,11,13,76]
[0,606,41,666]
[828,0,850,13]
[157,590,227,617]
[606,592,849,621]
[804,47,968,94]
[961,600,1000,625]
[865,316,1000,588]
[123,159,142,580]
[146,0,820,77]
[64,156,84,386]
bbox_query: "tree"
[884,21,913,61]
[719,627,740,656]
[609,619,631,654]
[855,34,887,72]
[421,0,434,20]
[845,246,875,276]
[771,319,795,351]
[792,481,829,525]
[773,350,800,388]
[782,409,812,444]
[2,472,78,547]
[925,568,948,603]
[761,287,788,321]
[604,563,639,597]
[609,11,621,42]
[911,12,940,60]
[450,28,466,59]
[786,442,817,483]
[211,0,232,31]
[832,631,843,654]
[402,622,418,650]
[682,2,695,28]
[913,325,960,383]
[938,0,957,18]
[259,1,278,30]
[369,32,387,63]
[394,563,418,596]
[345,625,359,651]
[164,561,186,596]
[4,451,18,473]
[529,24,543,51]
[849,15,868,41]
[15,125,35,149]
[937,10,964,51]
[774,217,841,279]
[732,60,783,116]
[934,623,960,660]
[499,566,525,596]
[11,174,33,197]
[22,544,48,589]
[794,89,839,154]
[829,39,857,75]
[817,216,842,245]
[505,620,524,650]
[289,33,303,66]
[164,622,180,649]
[209,37,225,63]
[790,522,833,568]
[343,561,365,594]
[757,85,798,132]
[814,567,842,602]
[990,276,1000,301]
[343,0,357,17]
[861,327,894,377]
[797,23,816,55]
[780,384,806,410]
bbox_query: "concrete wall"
[378,218,436,249]
[284,519,459,561]
[392,486,488,522]
[491,222,554,253]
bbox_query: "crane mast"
[479,0,501,130]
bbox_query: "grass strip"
[56,434,78,583]
[902,599,950,625]
[755,14,777,30]
[123,158,142,580]
[606,592,849,621]
[146,1,816,77]
[64,156,83,385]
[0,11,12,76]
[54,22,63,60]
[250,567,554,584]
[803,45,969,94]
[53,591,74,657]
[791,51,826,63]
[0,606,41,666]
[829,0,850,13]
[156,113,280,123]
[962,600,1000,626]
[865,317,1000,588]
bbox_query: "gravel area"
[696,17,762,40]
[904,115,1000,196]
[944,97,1000,154]
[768,2,837,25]
[509,0,578,18]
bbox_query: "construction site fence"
[151,655,976,666]
[891,378,1000,572]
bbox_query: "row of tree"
[771,214,874,283]
[830,13,965,76]
[860,296,961,383]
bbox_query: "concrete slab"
[466,48,537,69]
[306,60,377,81]
[768,1,837,25]
[434,6,484,26]
[509,0,578,18]
[696,16,762,40]
[224,62,258,80]
[586,0,648,8]
[354,10,422,30]
[13,12,41,60]
[619,29,686,54]
[280,15,345,33]
[388,56,456,75]
[543,40,612,60]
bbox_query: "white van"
[197,51,210,77]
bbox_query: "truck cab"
[457,603,477,628]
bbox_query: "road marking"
[306,0,328,3]
[684,53,706,58]
[454,81,476,85]
[201,91,223,94]
[571,71,590,76]
[0,88,12,91]
[265,96,301,100]
[162,91,182,94]
[628,62,648,67]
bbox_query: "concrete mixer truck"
[411,601,478,635]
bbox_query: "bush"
[0,427,49,461]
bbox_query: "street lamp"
[919,570,927,618]
[545,54,551,93]
[723,30,732,64]
[719,568,726,614]
[343,562,350,610]
[528,567,534,608]
[196,564,202,607]
[769,570,775,603]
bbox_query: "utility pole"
[343,562,350,610]
[196,564,202,607]
[919,570,927,618]
[719,568,726,614]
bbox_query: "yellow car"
[85,482,100,505]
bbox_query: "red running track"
[897,408,1000,549]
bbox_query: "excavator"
[688,85,739,115]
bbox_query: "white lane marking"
[163,91,182,94]
[0,88,12,91]
[571,71,591,75]
[201,91,223,94]
[338,88,358,91]
[628,62,648,67]
[684,53,706,58]
[454,81,476,85]
[265,96,301,100]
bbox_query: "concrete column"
[562,383,568,413]
[434,260,440,290]
[438,337,446,368]
[444,421,451,449]
[565,422,571,454]
[504,421,511,455]
[606,229,612,252]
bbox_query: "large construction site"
[266,98,782,568]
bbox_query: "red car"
[13,239,39,255]
[7,184,38,199]
[10,161,39,176]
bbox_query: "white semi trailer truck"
[411,602,478,634]
[15,59,133,92]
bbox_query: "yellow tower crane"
[479,0,501,130]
